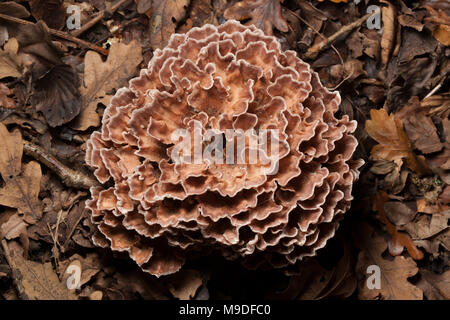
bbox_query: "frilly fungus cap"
[85,20,363,276]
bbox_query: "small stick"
[23,140,99,190]
[71,0,131,37]
[1,240,28,300]
[0,13,109,56]
[304,11,377,60]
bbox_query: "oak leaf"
[149,0,190,49]
[355,222,423,300]
[416,270,450,300]
[224,0,289,35]
[5,241,77,300]
[72,40,143,131]
[0,123,42,224]
[365,108,431,175]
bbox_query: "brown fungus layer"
[85,21,364,277]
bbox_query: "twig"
[71,0,131,37]
[304,11,377,60]
[1,240,28,300]
[23,140,99,190]
[0,13,109,56]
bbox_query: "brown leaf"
[72,40,142,131]
[224,0,289,36]
[380,0,396,66]
[0,210,27,240]
[166,269,203,300]
[425,5,450,46]
[421,94,450,119]
[5,241,77,300]
[32,64,81,127]
[398,14,424,32]
[397,97,443,154]
[402,212,449,240]
[29,0,66,30]
[384,201,417,226]
[416,269,450,300]
[149,0,190,49]
[0,38,22,79]
[0,83,16,109]
[355,222,423,300]
[0,123,42,224]
[365,108,431,175]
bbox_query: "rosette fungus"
[85,21,363,276]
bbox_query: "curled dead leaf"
[224,0,289,35]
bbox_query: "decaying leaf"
[0,38,22,79]
[384,201,417,226]
[72,40,143,131]
[425,5,450,46]
[224,0,289,35]
[397,97,443,154]
[365,108,431,175]
[0,210,27,240]
[5,241,77,300]
[380,0,396,67]
[416,269,450,300]
[149,0,190,49]
[0,83,16,109]
[0,123,42,224]
[355,222,423,300]
[33,64,81,127]
[29,0,66,30]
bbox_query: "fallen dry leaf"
[33,64,81,127]
[0,83,16,109]
[149,0,190,49]
[0,38,22,79]
[72,40,143,131]
[384,201,417,226]
[5,241,77,300]
[29,0,66,30]
[380,0,396,67]
[0,123,42,224]
[397,97,443,154]
[365,108,431,175]
[355,222,423,300]
[224,0,289,35]
[425,5,450,46]
[402,212,449,240]
[0,210,27,240]
[416,269,450,300]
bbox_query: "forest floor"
[0,0,449,300]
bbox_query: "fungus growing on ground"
[85,20,363,276]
